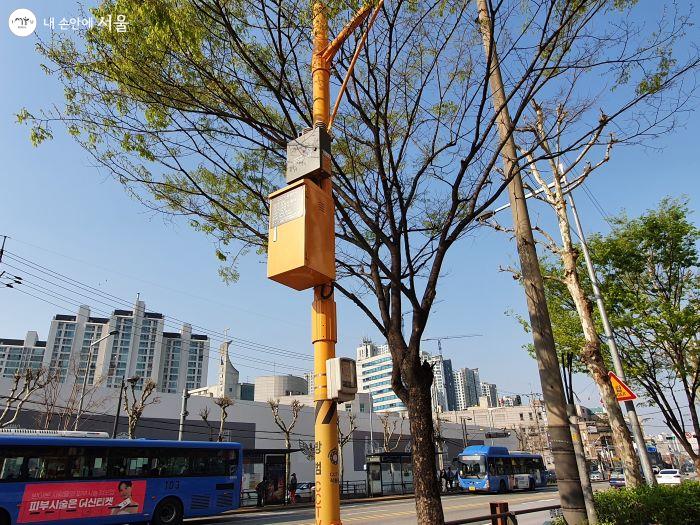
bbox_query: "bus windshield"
[457,455,487,479]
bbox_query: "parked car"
[296,481,316,502]
[589,471,604,482]
[609,470,626,488]
[656,469,684,485]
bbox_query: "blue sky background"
[1,1,698,433]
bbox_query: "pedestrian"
[447,467,454,490]
[439,468,447,493]
[255,477,268,508]
[289,473,298,504]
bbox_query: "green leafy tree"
[19,0,697,521]
[589,199,700,470]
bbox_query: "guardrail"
[445,501,562,525]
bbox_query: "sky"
[1,1,698,435]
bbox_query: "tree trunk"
[285,436,291,504]
[405,376,444,524]
[562,247,644,487]
[567,405,598,524]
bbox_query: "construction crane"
[421,334,482,355]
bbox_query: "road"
[186,486,590,525]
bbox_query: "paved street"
[187,486,581,525]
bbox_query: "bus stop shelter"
[366,452,414,497]
[242,448,300,505]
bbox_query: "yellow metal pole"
[311,2,341,524]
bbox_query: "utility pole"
[112,377,125,439]
[178,387,190,441]
[310,3,377,523]
[567,192,656,485]
[475,1,587,522]
[75,329,118,430]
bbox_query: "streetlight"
[74,329,118,430]
[112,375,141,438]
[460,416,473,447]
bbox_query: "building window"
[519,413,524,421]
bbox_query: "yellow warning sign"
[608,371,637,401]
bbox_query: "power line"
[3,235,305,330]
[3,250,312,361]
[7,285,309,376]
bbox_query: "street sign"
[608,371,637,401]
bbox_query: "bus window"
[68,448,108,479]
[153,451,189,477]
[457,455,487,478]
[26,448,67,480]
[108,448,151,478]
[190,449,226,476]
[0,449,25,481]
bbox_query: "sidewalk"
[231,489,467,515]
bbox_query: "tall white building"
[0,331,46,378]
[356,340,405,413]
[425,354,456,411]
[0,299,209,393]
[480,382,498,408]
[453,367,480,410]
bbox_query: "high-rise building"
[480,382,498,407]
[356,339,405,413]
[0,331,46,378]
[425,354,456,411]
[0,299,209,393]
[453,367,480,410]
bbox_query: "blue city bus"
[0,435,242,525]
[454,445,546,493]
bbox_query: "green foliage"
[593,482,700,525]
[588,197,700,390]
[509,258,593,374]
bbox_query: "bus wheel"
[152,497,183,525]
[0,509,9,525]
[498,480,507,493]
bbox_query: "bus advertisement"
[454,445,546,493]
[0,435,243,525]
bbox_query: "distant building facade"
[0,300,209,393]
[480,382,498,408]
[0,332,46,378]
[500,395,522,407]
[253,375,308,402]
[453,367,480,410]
[425,354,456,411]
[356,340,405,413]
[190,341,241,399]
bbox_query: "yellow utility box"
[267,179,335,290]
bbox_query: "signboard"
[18,480,146,523]
[608,371,637,401]
[269,185,305,228]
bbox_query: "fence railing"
[445,501,562,525]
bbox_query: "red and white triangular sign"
[608,371,637,401]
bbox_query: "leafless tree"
[1,368,54,428]
[269,399,304,499]
[337,412,358,487]
[378,412,405,453]
[123,379,160,439]
[37,358,109,431]
[199,406,214,441]
[215,396,235,442]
